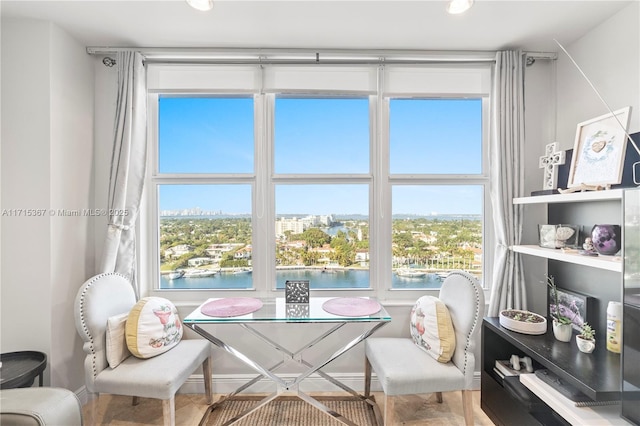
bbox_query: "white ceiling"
[0,1,635,53]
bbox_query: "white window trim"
[141,64,494,304]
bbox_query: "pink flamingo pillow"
[126,297,183,359]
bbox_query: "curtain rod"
[87,46,558,65]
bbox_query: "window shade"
[147,64,261,92]
[262,65,377,94]
[383,64,491,96]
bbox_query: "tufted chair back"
[74,272,136,393]
[438,270,485,389]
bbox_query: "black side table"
[0,351,47,389]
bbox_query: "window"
[146,62,491,298]
[389,99,486,289]
[155,96,254,290]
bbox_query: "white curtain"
[100,52,147,295]
[487,51,526,316]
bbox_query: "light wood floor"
[82,391,496,425]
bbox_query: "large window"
[156,96,255,289]
[389,99,485,289]
[146,63,491,297]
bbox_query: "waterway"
[160,268,444,290]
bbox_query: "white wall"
[0,18,94,391]
[523,1,640,315]
[522,58,556,315]
[556,1,640,149]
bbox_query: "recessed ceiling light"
[186,0,214,12]
[447,0,474,14]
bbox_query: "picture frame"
[567,106,632,188]
[285,280,310,304]
[548,286,592,332]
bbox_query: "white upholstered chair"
[364,270,485,425]
[74,272,213,426]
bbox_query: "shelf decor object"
[576,323,596,353]
[285,280,310,304]
[591,224,621,256]
[499,309,547,335]
[567,107,632,189]
[548,286,591,332]
[539,142,567,191]
[538,224,580,248]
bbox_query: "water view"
[160,268,445,290]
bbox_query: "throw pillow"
[105,312,131,368]
[126,297,183,359]
[410,295,456,363]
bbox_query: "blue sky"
[158,97,483,215]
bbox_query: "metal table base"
[184,298,389,426]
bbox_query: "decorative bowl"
[499,309,547,335]
[591,224,621,256]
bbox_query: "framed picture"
[567,106,632,188]
[548,286,592,332]
[285,280,310,304]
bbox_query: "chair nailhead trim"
[78,272,130,379]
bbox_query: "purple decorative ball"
[591,224,621,256]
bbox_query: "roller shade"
[147,64,261,92]
[383,64,491,96]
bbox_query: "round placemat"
[201,297,263,317]
[322,297,381,317]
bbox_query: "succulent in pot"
[576,323,596,353]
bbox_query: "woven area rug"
[201,396,379,426]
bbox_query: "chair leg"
[364,355,372,398]
[461,389,474,426]
[436,391,443,403]
[383,394,395,426]
[162,397,175,426]
[203,356,213,405]
[86,392,100,425]
[132,396,140,406]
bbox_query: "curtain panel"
[487,51,526,316]
[100,51,148,296]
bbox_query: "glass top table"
[184,297,390,425]
[183,296,391,324]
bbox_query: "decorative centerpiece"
[545,275,574,342]
[499,309,547,335]
[591,224,621,256]
[576,323,596,353]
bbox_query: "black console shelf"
[482,317,622,425]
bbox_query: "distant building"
[188,257,214,267]
[275,217,305,237]
[234,246,252,260]
[164,244,193,259]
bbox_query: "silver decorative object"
[285,280,309,304]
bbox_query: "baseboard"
[74,371,481,402]
[75,385,91,406]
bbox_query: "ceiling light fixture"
[447,0,474,14]
[186,0,214,12]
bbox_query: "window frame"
[140,65,494,303]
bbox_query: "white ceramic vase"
[576,335,596,353]
[552,320,572,342]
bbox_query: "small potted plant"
[576,323,596,353]
[544,275,574,342]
